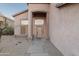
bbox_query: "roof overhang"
[56,3,67,8]
[13,10,28,17]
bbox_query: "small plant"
[2,26,14,35]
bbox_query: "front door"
[36,25,43,38]
[33,19,44,39]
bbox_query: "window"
[35,19,44,25]
[21,20,28,25]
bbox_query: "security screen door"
[34,19,44,39]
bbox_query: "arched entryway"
[32,11,48,39]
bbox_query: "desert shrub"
[2,26,14,35]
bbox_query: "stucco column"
[43,12,49,39]
[28,11,32,39]
[46,12,49,39]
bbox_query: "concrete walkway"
[27,39,63,56]
[0,36,63,56]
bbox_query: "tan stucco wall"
[28,4,49,38]
[49,3,79,56]
[14,11,28,36]
[0,16,14,28]
[28,4,49,12]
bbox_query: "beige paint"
[14,11,28,36]
[28,4,49,12]
[49,3,79,55]
[14,3,79,55]
[0,16,14,28]
[28,4,49,39]
[13,3,79,55]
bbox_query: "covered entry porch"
[28,11,49,39]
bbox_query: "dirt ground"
[0,35,31,56]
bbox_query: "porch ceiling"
[32,12,46,17]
